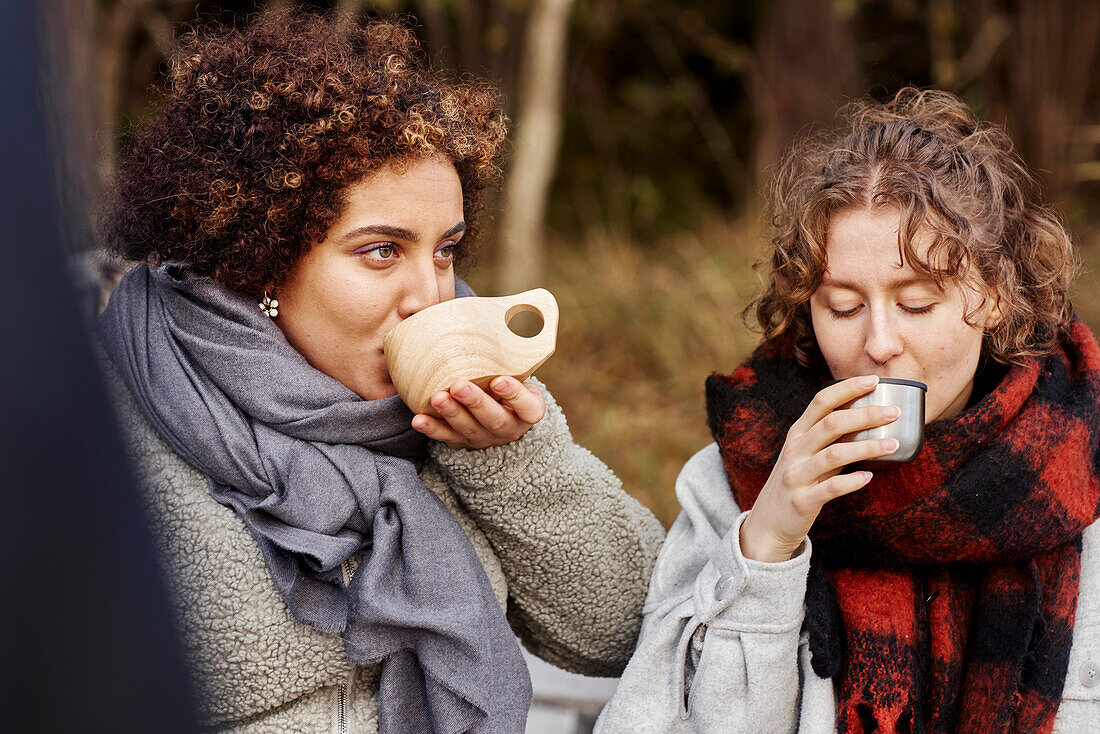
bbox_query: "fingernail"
[411,417,427,431]
[884,438,900,453]
[491,378,509,395]
[453,384,470,398]
[884,406,900,419]
[860,375,878,387]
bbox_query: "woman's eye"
[358,243,397,260]
[900,303,936,315]
[435,241,459,261]
[828,305,862,319]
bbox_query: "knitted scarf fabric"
[98,264,532,734]
[705,318,1100,734]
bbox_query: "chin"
[361,384,398,402]
[347,375,399,402]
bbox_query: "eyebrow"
[338,222,466,244]
[819,275,941,292]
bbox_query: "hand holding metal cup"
[846,378,927,462]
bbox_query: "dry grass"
[467,219,764,526]
[468,219,1100,528]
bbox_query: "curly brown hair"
[106,11,508,297]
[753,87,1078,367]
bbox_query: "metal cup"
[847,378,927,462]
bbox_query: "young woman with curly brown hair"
[597,88,1100,733]
[95,12,664,734]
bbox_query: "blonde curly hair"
[753,87,1078,367]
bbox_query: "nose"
[397,255,446,319]
[864,307,904,367]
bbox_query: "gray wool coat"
[104,364,665,734]
[596,443,1100,734]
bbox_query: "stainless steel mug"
[848,378,927,462]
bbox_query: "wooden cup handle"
[498,288,559,372]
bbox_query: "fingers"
[806,403,900,447]
[810,470,874,504]
[410,377,544,449]
[488,376,545,424]
[746,377,903,563]
[433,382,508,439]
[409,414,469,449]
[790,375,880,437]
[786,437,899,488]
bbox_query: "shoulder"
[673,443,743,531]
[96,348,203,495]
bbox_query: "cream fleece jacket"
[596,443,1100,734]
[104,364,665,733]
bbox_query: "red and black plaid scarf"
[705,318,1100,734]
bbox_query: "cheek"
[306,278,394,347]
[919,325,983,409]
[923,321,983,368]
[361,296,400,341]
[809,315,857,375]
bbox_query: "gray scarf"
[98,264,531,733]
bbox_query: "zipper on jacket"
[341,558,354,587]
[336,558,355,734]
[337,679,348,734]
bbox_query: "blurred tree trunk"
[747,0,860,185]
[411,0,523,133]
[497,0,574,293]
[1001,0,1100,201]
[454,0,483,78]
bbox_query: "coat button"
[714,573,737,599]
[1080,656,1100,688]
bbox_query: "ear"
[982,289,1003,330]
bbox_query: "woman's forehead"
[818,206,989,295]
[825,206,963,265]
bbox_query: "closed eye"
[900,303,936,315]
[828,305,863,319]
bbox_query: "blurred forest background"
[47,0,1100,525]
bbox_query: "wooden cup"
[382,288,559,416]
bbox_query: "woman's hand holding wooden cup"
[410,376,546,450]
[739,375,901,563]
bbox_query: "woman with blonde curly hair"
[96,11,663,734]
[597,88,1100,733]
